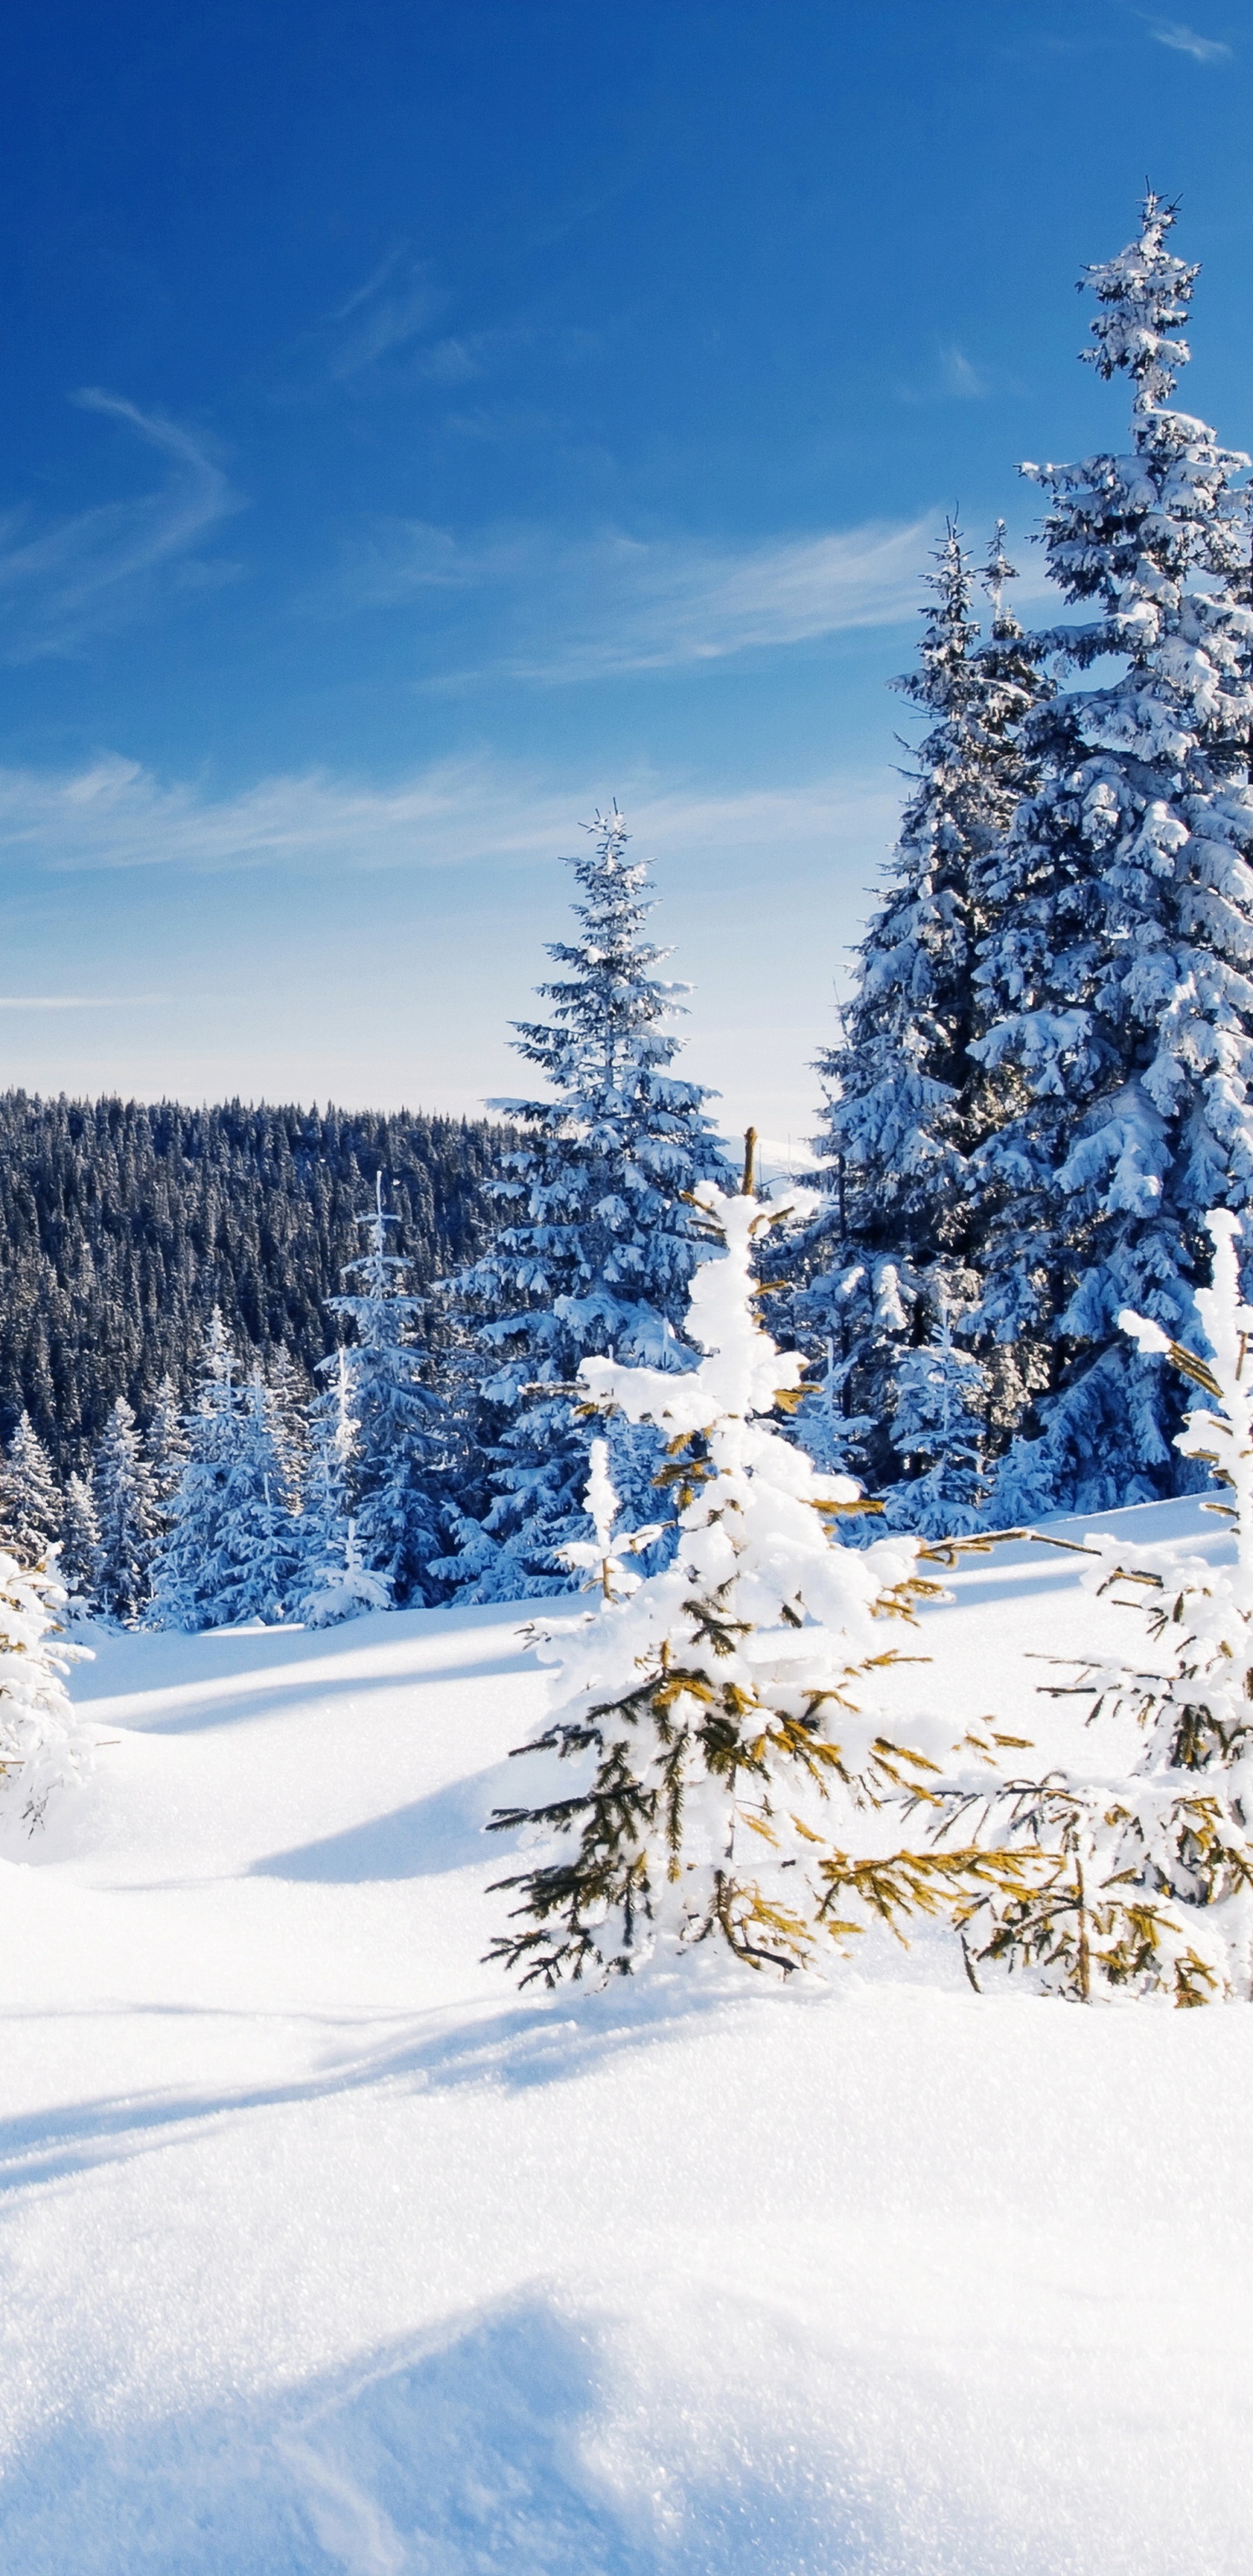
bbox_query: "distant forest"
[0,1093,510,1475]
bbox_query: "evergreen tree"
[927,1211,1253,2002]
[323,1177,446,1606]
[797,525,1045,1493]
[265,1349,312,1512]
[0,1412,63,1560]
[145,1374,189,1533]
[881,1312,992,1538]
[0,1543,92,1835]
[969,193,1253,1514]
[152,1314,298,1631]
[488,1178,958,1986]
[293,1349,390,1625]
[92,1396,158,1624]
[58,1474,101,1618]
[444,807,732,1602]
[0,1092,506,1479]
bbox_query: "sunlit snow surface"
[2,1499,1250,2573]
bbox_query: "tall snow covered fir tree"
[968,193,1253,1517]
[320,1175,446,1607]
[796,523,1044,1496]
[440,808,733,1602]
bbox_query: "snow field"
[2,1505,1250,2573]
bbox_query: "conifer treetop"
[330,1172,425,1335]
[1079,190,1197,408]
[582,1180,818,1438]
[500,805,707,1146]
[891,519,981,721]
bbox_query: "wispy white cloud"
[1144,16,1231,59]
[937,344,992,400]
[312,249,447,384]
[0,392,241,660]
[272,247,543,398]
[331,513,939,678]
[895,339,1008,406]
[0,748,896,881]
[325,252,442,371]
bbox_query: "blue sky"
[1,0,1250,1143]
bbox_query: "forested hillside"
[0,1094,509,1474]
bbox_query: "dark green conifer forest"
[0,1093,509,1475]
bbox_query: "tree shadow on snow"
[248,1764,515,1882]
[0,2291,891,2576]
[97,1647,538,1738]
[0,1976,745,2196]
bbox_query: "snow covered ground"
[3,1499,1250,2574]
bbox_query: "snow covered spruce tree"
[293,1348,390,1625]
[442,807,733,1602]
[152,1312,298,1630]
[0,1544,92,1836]
[796,523,1045,1500]
[263,1350,312,1514]
[486,1173,992,1987]
[58,1473,101,1617]
[924,1210,1253,2003]
[1,1412,63,1560]
[92,1396,158,1625]
[969,193,1253,1517]
[881,1312,991,1538]
[145,1375,189,1522]
[318,1174,446,1607]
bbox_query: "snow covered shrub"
[924,1210,1253,2003]
[299,1525,392,1627]
[0,1544,92,1834]
[487,1179,983,1987]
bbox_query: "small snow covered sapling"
[927,1210,1253,2003]
[555,1437,662,1602]
[883,1308,992,1538]
[487,1175,978,1987]
[0,1542,92,1834]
